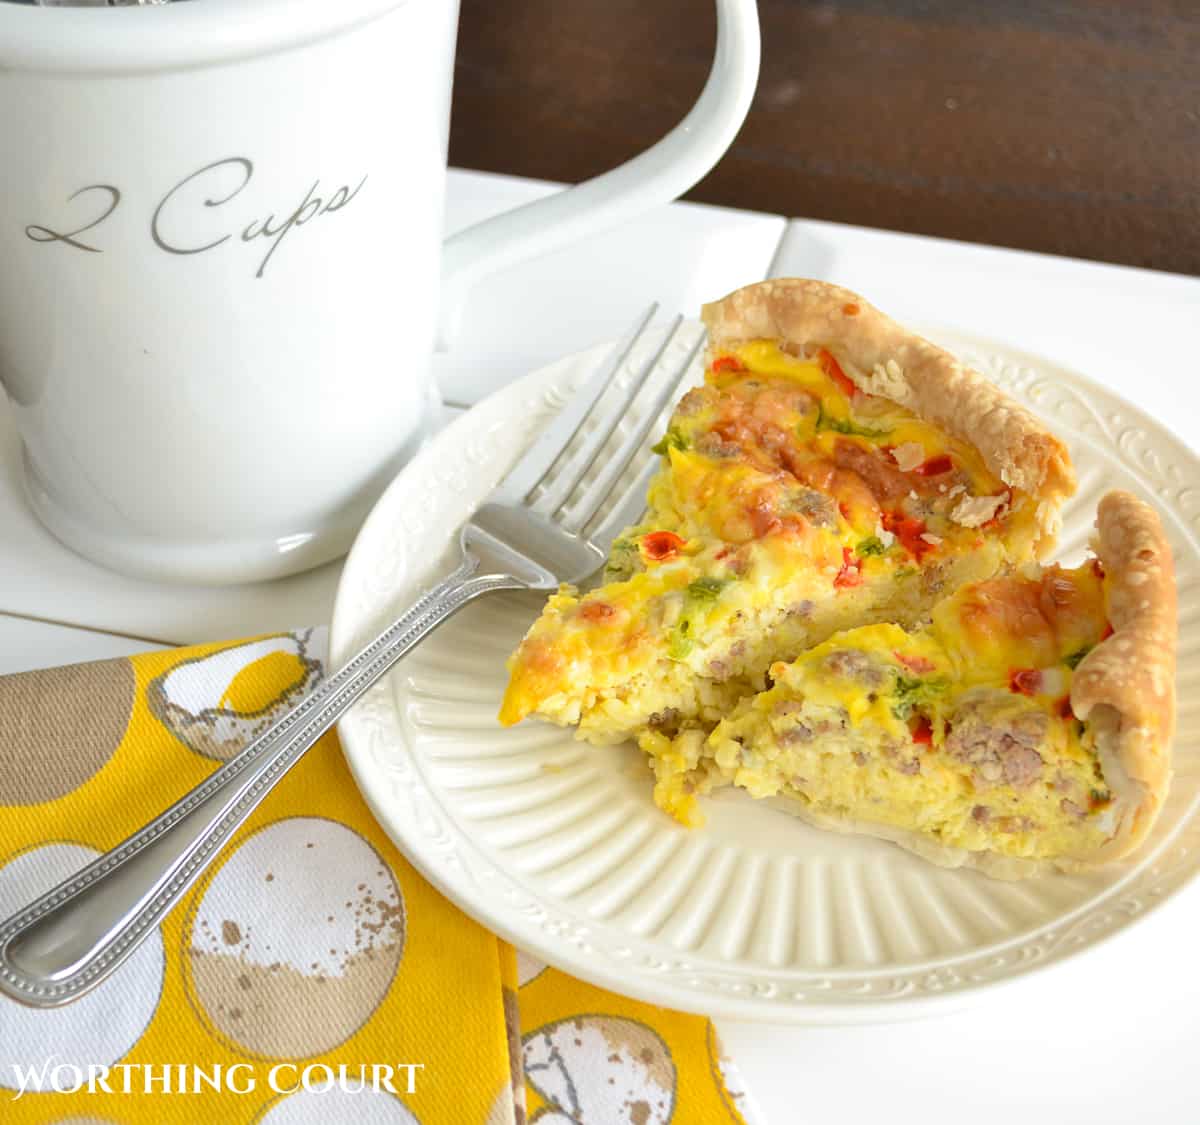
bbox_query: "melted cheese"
[681,560,1113,858]
[502,338,1049,746]
[729,341,1002,493]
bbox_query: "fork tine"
[532,314,684,518]
[587,455,660,549]
[565,326,704,534]
[496,303,657,502]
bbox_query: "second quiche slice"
[650,491,1175,876]
[500,279,1074,746]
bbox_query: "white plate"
[331,325,1200,1023]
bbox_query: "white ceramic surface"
[0,615,162,677]
[0,0,758,585]
[332,327,1200,1024]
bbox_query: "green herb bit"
[856,535,887,557]
[1064,646,1092,670]
[891,674,948,719]
[815,403,892,439]
[651,427,689,456]
[668,619,694,660]
[686,576,727,602]
[603,538,640,581]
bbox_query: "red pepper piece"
[895,650,936,674]
[912,716,933,745]
[882,510,933,561]
[818,347,858,398]
[711,354,745,374]
[579,601,616,622]
[640,530,685,562]
[1009,668,1042,696]
[914,454,954,477]
[834,546,863,589]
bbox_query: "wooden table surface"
[450,0,1200,276]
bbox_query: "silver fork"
[0,308,703,1008]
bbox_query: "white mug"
[0,0,759,584]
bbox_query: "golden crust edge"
[701,279,1076,549]
[1065,490,1177,867]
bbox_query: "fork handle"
[0,553,523,1008]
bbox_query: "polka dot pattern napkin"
[0,629,761,1124]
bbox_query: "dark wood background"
[450,0,1200,276]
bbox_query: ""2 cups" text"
[25,156,368,279]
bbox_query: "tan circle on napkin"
[523,1015,676,1125]
[185,816,404,1059]
[147,631,322,762]
[501,984,528,1125]
[0,658,134,805]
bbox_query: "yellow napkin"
[0,629,759,1124]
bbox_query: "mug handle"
[437,0,760,347]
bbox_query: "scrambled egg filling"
[501,340,1041,742]
[647,562,1114,860]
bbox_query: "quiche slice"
[500,280,1074,745]
[649,492,1175,876]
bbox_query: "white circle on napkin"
[186,816,404,1058]
[0,843,165,1090]
[515,950,547,987]
[255,1085,419,1124]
